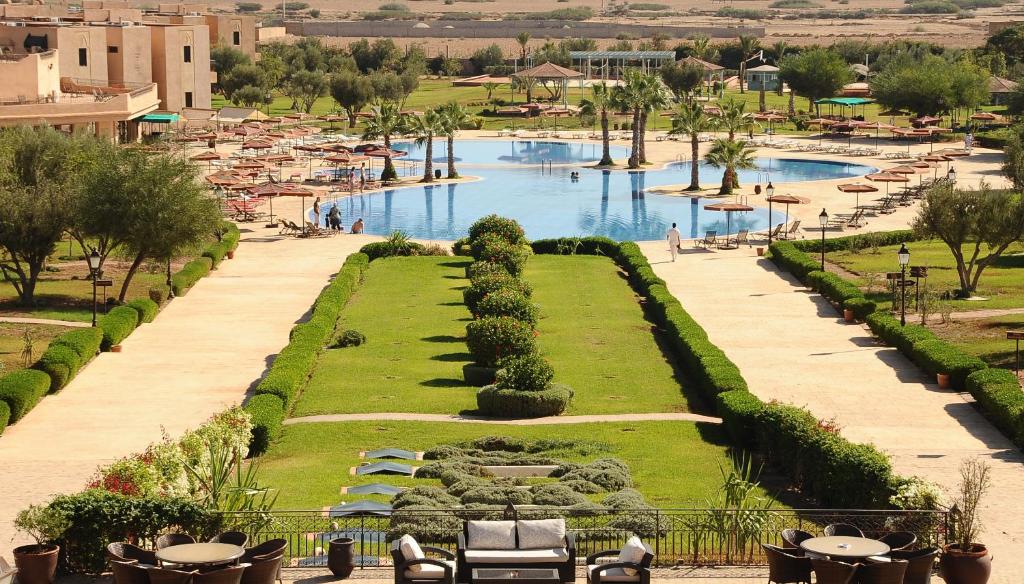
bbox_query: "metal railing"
[215,506,947,569]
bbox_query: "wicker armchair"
[858,559,908,584]
[147,566,198,584]
[390,538,456,584]
[240,555,283,584]
[762,544,811,584]
[889,547,939,584]
[585,541,654,584]
[810,558,859,584]
[823,523,864,538]
[242,540,287,562]
[209,532,249,547]
[193,566,245,584]
[108,542,158,566]
[156,534,196,550]
[879,531,917,551]
[780,529,814,551]
[112,560,152,584]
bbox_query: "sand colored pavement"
[638,242,1024,584]
[0,225,380,555]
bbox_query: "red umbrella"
[704,202,754,245]
[866,172,910,195]
[191,151,224,170]
[837,183,879,213]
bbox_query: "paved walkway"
[0,227,379,555]
[284,412,721,425]
[638,242,1024,584]
[0,316,90,327]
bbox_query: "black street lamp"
[818,208,828,271]
[898,243,911,326]
[947,166,957,184]
[87,249,100,327]
[766,181,775,243]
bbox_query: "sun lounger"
[694,230,718,249]
[756,223,784,240]
[725,229,750,249]
[780,220,803,240]
[279,219,301,235]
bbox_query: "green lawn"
[259,420,740,510]
[828,239,1024,312]
[0,322,71,372]
[291,255,699,417]
[932,314,1024,370]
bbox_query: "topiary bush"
[476,383,574,417]
[465,317,536,367]
[472,236,530,276]
[468,214,527,247]
[125,298,159,324]
[966,368,1024,448]
[495,354,554,391]
[531,483,590,506]
[98,306,140,350]
[464,272,532,314]
[476,288,539,326]
[0,369,52,421]
[866,312,936,355]
[843,297,877,321]
[171,257,213,296]
[768,241,820,280]
[244,394,286,455]
[34,344,82,393]
[51,328,103,361]
[716,389,765,450]
[466,261,508,280]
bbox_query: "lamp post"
[818,208,828,271]
[766,181,775,243]
[87,249,100,327]
[166,257,175,300]
[898,243,910,326]
[947,166,957,184]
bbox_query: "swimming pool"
[315,141,876,241]
[392,140,631,165]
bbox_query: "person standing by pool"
[666,223,681,262]
[328,204,342,231]
[313,197,321,228]
[360,163,366,192]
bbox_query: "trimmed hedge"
[716,389,764,450]
[0,369,51,421]
[359,240,425,260]
[126,298,159,324]
[966,368,1024,448]
[792,230,917,254]
[98,306,140,350]
[0,401,9,435]
[844,297,877,321]
[171,257,213,297]
[244,394,286,455]
[34,344,83,393]
[866,312,935,354]
[465,317,537,367]
[910,338,987,390]
[768,241,820,280]
[477,384,574,418]
[51,328,102,361]
[476,288,538,326]
[253,253,369,411]
[530,236,619,257]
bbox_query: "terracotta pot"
[941,543,992,584]
[110,345,123,353]
[843,308,855,323]
[756,247,765,257]
[327,537,355,579]
[227,250,235,260]
[13,544,59,584]
[937,373,951,388]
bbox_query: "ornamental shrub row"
[249,253,369,452]
[768,241,820,280]
[171,257,213,297]
[792,229,917,254]
[0,401,9,436]
[476,384,574,418]
[98,306,140,350]
[0,369,51,422]
[966,368,1024,448]
[126,298,159,324]
[202,222,242,268]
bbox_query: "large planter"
[940,543,992,584]
[328,537,355,579]
[13,544,59,584]
[937,373,951,389]
[463,364,498,386]
[843,308,855,323]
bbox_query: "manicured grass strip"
[258,420,739,510]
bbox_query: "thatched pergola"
[512,62,584,109]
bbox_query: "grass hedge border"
[0,401,9,435]
[0,369,51,422]
[244,393,286,456]
[98,306,140,351]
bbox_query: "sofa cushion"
[463,548,569,563]
[587,565,640,583]
[617,537,646,576]
[400,534,425,573]
[467,521,517,550]
[404,560,455,580]
[517,519,566,550]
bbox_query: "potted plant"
[327,536,355,578]
[13,505,69,584]
[843,308,855,323]
[940,458,993,584]
[937,373,952,389]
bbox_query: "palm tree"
[638,74,668,165]
[771,41,788,96]
[614,70,652,169]
[482,82,499,103]
[579,82,615,166]
[407,109,445,183]
[737,35,760,94]
[361,102,408,182]
[669,103,718,191]
[516,32,531,67]
[704,138,757,195]
[719,99,750,141]
[438,102,470,179]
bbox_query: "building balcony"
[0,77,160,126]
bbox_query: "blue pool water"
[313,141,876,241]
[392,140,631,165]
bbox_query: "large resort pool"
[317,140,876,241]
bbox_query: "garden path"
[283,412,721,425]
[0,317,91,327]
[638,242,1024,584]
[0,227,380,555]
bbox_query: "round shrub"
[466,317,537,367]
[468,214,527,247]
[467,261,508,280]
[558,458,632,491]
[531,483,590,506]
[477,288,539,326]
[495,354,554,391]
[460,485,533,506]
[333,329,366,348]
[126,298,159,324]
[476,237,529,276]
[476,383,573,417]
[0,369,51,421]
[0,401,9,435]
[392,486,461,509]
[51,328,102,361]
[34,344,82,393]
[464,273,532,314]
[98,306,140,350]
[602,488,648,509]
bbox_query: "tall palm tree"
[407,109,445,183]
[614,69,653,169]
[516,32,531,67]
[578,82,615,166]
[638,74,668,165]
[704,138,757,195]
[737,35,760,94]
[719,99,750,141]
[437,102,470,179]
[771,41,788,96]
[669,103,717,191]
[361,102,408,182]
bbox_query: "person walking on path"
[666,223,682,262]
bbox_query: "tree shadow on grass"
[437,301,465,307]
[430,352,473,362]
[443,275,465,280]
[420,378,467,388]
[439,260,472,268]
[422,334,463,343]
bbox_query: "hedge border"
[532,236,901,509]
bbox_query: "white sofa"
[456,519,576,583]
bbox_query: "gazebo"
[511,62,584,110]
[678,56,726,97]
[569,50,676,80]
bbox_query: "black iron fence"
[216,506,947,568]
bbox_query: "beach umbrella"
[191,151,223,170]
[765,193,808,228]
[837,183,879,214]
[232,160,267,170]
[703,202,754,245]
[936,148,970,158]
[205,173,239,187]
[272,187,318,235]
[866,171,910,195]
[807,118,835,144]
[248,182,314,226]
[853,121,895,148]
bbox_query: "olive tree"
[778,48,851,115]
[913,182,1024,295]
[329,70,375,127]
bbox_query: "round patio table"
[800,536,890,560]
[155,543,245,567]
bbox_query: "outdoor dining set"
[765,523,939,584]
[107,532,286,584]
